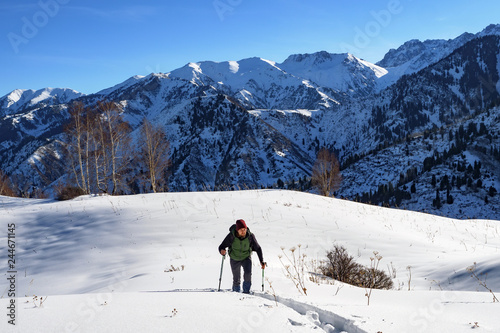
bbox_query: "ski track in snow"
[160,288,366,333]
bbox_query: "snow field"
[0,189,499,332]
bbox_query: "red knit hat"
[236,219,247,230]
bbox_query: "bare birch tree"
[311,147,342,197]
[65,101,91,194]
[64,100,132,195]
[139,118,171,193]
[95,100,132,195]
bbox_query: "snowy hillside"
[1,190,499,332]
[339,104,500,220]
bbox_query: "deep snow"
[1,190,499,332]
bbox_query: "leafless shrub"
[320,245,360,284]
[319,244,393,295]
[0,170,16,197]
[56,186,86,201]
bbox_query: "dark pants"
[230,257,252,292]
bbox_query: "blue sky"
[1,0,500,97]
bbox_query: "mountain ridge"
[3,24,500,105]
[0,87,84,116]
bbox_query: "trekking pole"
[218,254,226,291]
[261,262,267,292]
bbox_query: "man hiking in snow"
[218,219,265,293]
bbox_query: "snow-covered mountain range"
[1,24,500,219]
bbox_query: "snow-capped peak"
[280,51,351,69]
[375,24,500,90]
[3,88,26,106]
[96,75,146,95]
[0,87,84,115]
[478,23,500,37]
[168,57,289,90]
[279,51,386,94]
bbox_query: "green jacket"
[218,224,264,263]
[229,226,251,261]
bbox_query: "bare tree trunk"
[311,147,342,197]
[62,100,132,196]
[96,100,132,195]
[94,110,109,194]
[139,118,171,193]
[65,101,90,194]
